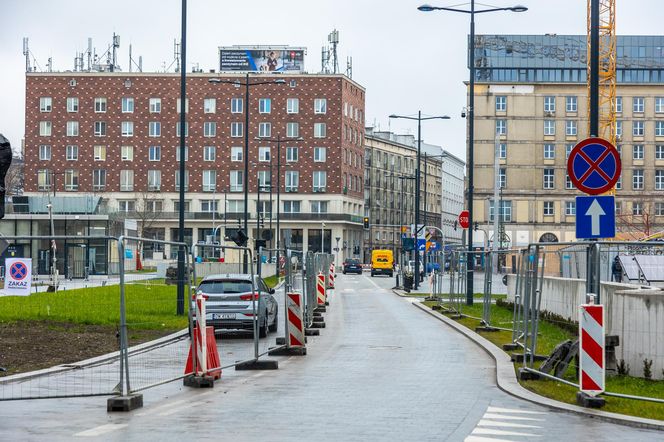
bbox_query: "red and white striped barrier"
[317,272,326,306]
[579,303,605,395]
[328,263,335,289]
[286,292,305,348]
[185,293,221,379]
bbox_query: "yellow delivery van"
[371,249,394,277]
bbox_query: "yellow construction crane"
[587,0,616,144]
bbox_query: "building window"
[496,119,507,135]
[657,202,664,216]
[314,123,327,138]
[314,98,327,114]
[566,144,574,158]
[543,201,554,216]
[148,170,161,191]
[37,169,52,191]
[149,98,161,113]
[203,122,216,137]
[656,121,664,137]
[633,145,644,160]
[258,122,271,138]
[565,96,578,112]
[64,170,79,191]
[231,122,243,137]
[66,144,78,161]
[566,174,574,189]
[285,171,299,191]
[231,98,243,114]
[633,169,644,189]
[495,95,506,112]
[230,170,243,192]
[498,143,507,159]
[176,122,189,137]
[633,96,645,113]
[226,200,244,213]
[94,145,106,161]
[120,170,134,191]
[498,168,506,188]
[202,170,216,192]
[118,200,135,213]
[543,169,554,189]
[259,146,271,162]
[544,96,556,113]
[657,97,664,114]
[314,147,326,162]
[174,170,189,191]
[489,200,512,222]
[231,146,243,162]
[633,202,643,216]
[200,200,218,213]
[204,98,216,114]
[203,146,216,161]
[176,98,189,113]
[616,96,623,113]
[149,145,161,161]
[287,98,299,114]
[283,200,301,213]
[616,120,623,137]
[286,122,299,138]
[39,144,51,160]
[66,97,78,113]
[120,121,133,137]
[544,120,555,136]
[121,97,134,113]
[633,121,645,136]
[257,170,271,191]
[286,147,299,162]
[93,169,106,191]
[176,146,188,162]
[657,145,664,160]
[543,144,555,159]
[656,170,664,190]
[310,201,328,213]
[616,175,622,190]
[313,171,327,192]
[121,145,133,161]
[259,98,271,114]
[39,121,52,136]
[566,120,577,136]
[565,201,576,216]
[66,121,79,137]
[94,97,107,113]
[94,121,106,137]
[149,121,161,137]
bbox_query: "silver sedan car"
[195,274,278,337]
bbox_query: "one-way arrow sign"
[576,195,615,239]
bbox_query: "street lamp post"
[209,75,285,273]
[389,112,449,290]
[418,1,527,305]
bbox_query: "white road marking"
[477,419,541,429]
[471,428,541,437]
[136,398,189,416]
[74,423,128,437]
[464,437,516,442]
[482,413,545,422]
[486,406,545,415]
[159,400,205,416]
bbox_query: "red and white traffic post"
[286,292,306,350]
[317,271,326,307]
[577,299,606,407]
[329,262,335,289]
[184,292,221,387]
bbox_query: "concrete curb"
[409,298,664,432]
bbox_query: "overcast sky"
[1,0,662,160]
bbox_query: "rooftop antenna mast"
[173,39,181,73]
[328,29,339,74]
[87,38,93,71]
[321,45,330,73]
[346,56,353,79]
[22,38,30,72]
[110,33,120,72]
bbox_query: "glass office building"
[474,35,664,83]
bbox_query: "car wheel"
[269,308,278,332]
[259,315,268,338]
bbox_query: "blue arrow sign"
[417,239,426,251]
[576,195,615,239]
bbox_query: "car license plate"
[212,313,235,320]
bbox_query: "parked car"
[342,258,363,274]
[194,273,278,337]
[407,260,425,278]
[371,250,394,277]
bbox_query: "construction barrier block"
[107,394,143,412]
[305,328,320,336]
[235,359,279,370]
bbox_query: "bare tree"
[616,199,661,240]
[5,155,24,196]
[133,191,163,268]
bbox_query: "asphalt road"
[1,273,661,441]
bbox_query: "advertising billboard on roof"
[219,46,305,73]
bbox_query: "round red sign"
[458,210,470,229]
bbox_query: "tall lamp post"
[209,75,285,273]
[418,2,527,305]
[389,112,449,290]
[256,135,304,278]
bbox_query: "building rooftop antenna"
[328,29,339,74]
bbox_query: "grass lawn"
[423,299,664,420]
[263,275,283,289]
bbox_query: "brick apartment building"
[24,72,366,260]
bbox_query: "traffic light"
[231,229,248,247]
[363,217,370,229]
[453,220,458,231]
[474,222,479,231]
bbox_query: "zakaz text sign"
[4,258,32,296]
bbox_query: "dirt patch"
[0,321,178,377]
